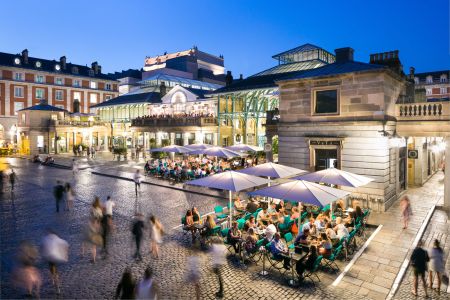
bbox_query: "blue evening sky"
[1,0,449,76]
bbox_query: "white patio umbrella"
[225,144,263,152]
[238,162,308,205]
[188,146,243,159]
[249,180,351,230]
[293,167,373,217]
[149,145,192,154]
[186,171,269,225]
[183,144,214,150]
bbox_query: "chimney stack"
[225,71,233,86]
[334,47,354,63]
[97,65,102,74]
[159,81,167,97]
[22,49,29,64]
[91,61,99,74]
[60,56,66,69]
[239,74,243,80]
[369,50,403,75]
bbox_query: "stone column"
[183,133,189,146]
[444,136,450,210]
[266,134,273,162]
[170,132,175,145]
[213,133,218,146]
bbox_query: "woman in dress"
[428,239,445,293]
[149,215,164,258]
[82,219,102,263]
[90,197,103,222]
[400,196,412,229]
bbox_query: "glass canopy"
[139,73,222,91]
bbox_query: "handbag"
[442,273,449,286]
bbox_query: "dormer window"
[14,57,21,65]
[426,76,433,84]
[35,61,42,68]
[72,66,78,74]
[440,74,447,83]
[414,77,419,84]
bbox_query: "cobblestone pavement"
[335,172,445,300]
[394,207,450,299]
[2,158,374,299]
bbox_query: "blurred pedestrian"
[72,159,78,176]
[11,241,42,298]
[410,240,429,297]
[0,170,4,193]
[428,239,445,293]
[65,182,75,211]
[400,195,412,229]
[101,211,111,258]
[149,215,163,258]
[9,168,17,191]
[132,213,145,260]
[134,170,142,196]
[136,266,159,300]
[186,255,201,300]
[104,196,115,218]
[53,181,65,213]
[210,237,226,298]
[82,219,102,263]
[115,267,135,299]
[41,230,69,294]
[90,196,103,222]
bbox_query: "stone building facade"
[276,47,446,211]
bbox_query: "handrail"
[131,117,218,127]
[395,101,450,120]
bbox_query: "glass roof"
[250,60,327,77]
[138,73,222,90]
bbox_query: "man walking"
[100,213,111,258]
[132,213,145,261]
[9,168,17,191]
[53,181,65,213]
[133,170,142,196]
[410,240,429,297]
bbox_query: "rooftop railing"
[132,117,218,127]
[396,101,450,121]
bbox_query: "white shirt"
[265,224,277,241]
[210,244,227,267]
[134,172,142,184]
[104,200,115,216]
[336,223,349,239]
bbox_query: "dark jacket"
[411,247,429,272]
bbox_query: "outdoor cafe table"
[287,249,308,286]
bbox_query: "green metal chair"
[214,206,227,219]
[322,245,343,272]
[302,255,323,287]
[237,218,246,230]
[283,232,295,250]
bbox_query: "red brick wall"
[113,83,118,91]
[9,84,28,116]
[98,82,105,90]
[25,73,34,82]
[46,75,54,84]
[65,78,72,86]
[3,70,12,80]
[0,82,5,115]
[82,80,89,88]
[31,86,48,106]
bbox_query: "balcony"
[131,117,218,127]
[50,120,107,127]
[395,101,450,137]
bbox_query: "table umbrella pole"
[330,202,333,220]
[229,190,233,227]
[267,176,271,207]
[298,202,302,234]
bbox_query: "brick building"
[0,49,119,146]
[412,70,450,102]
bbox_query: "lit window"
[37,135,44,148]
[73,79,81,87]
[426,89,432,95]
[440,87,447,94]
[14,102,24,114]
[14,72,23,81]
[105,95,112,100]
[105,83,111,90]
[21,113,26,124]
[426,76,433,84]
[73,92,81,101]
[55,78,63,85]
[90,93,98,103]
[51,114,58,120]
[90,81,97,89]
[35,75,44,83]
[14,86,24,98]
[36,88,44,99]
[55,90,64,100]
[314,89,339,114]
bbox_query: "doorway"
[314,148,338,171]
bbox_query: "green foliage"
[272,136,278,155]
[113,147,127,155]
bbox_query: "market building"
[0,49,119,148]
[90,47,225,153]
[273,47,449,212]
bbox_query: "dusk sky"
[1,0,449,77]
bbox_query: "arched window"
[440,74,447,83]
[171,91,186,114]
[426,75,433,84]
